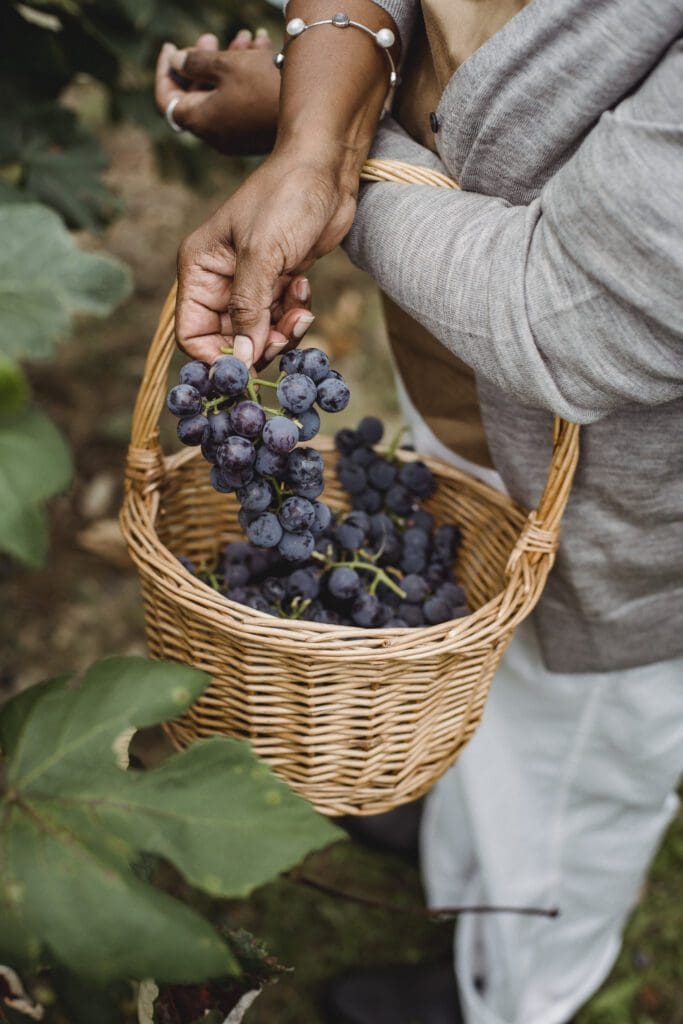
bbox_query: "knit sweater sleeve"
[344,43,683,424]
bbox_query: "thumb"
[170,47,222,84]
[229,250,280,368]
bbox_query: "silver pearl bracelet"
[274,11,399,89]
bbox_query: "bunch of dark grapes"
[166,348,350,563]
[173,405,470,629]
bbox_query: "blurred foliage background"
[0,1,680,1022]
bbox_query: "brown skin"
[160,1,394,369]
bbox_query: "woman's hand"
[154,29,280,155]
[176,143,358,367]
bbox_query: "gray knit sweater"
[345,0,683,671]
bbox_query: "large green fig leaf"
[0,406,73,567]
[0,657,339,983]
[0,204,131,362]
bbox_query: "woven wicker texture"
[120,161,580,816]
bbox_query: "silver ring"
[165,96,184,133]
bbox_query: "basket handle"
[126,160,580,569]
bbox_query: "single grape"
[426,561,450,586]
[217,435,257,473]
[400,548,427,575]
[376,533,402,566]
[263,415,299,454]
[293,479,325,500]
[288,447,324,488]
[212,355,249,397]
[223,541,251,565]
[255,447,289,478]
[356,416,384,446]
[399,461,436,499]
[386,484,414,516]
[398,602,425,627]
[287,567,320,600]
[245,593,273,614]
[210,466,236,493]
[337,463,367,495]
[451,605,470,619]
[311,500,332,535]
[177,413,208,446]
[176,554,196,574]
[351,591,381,627]
[167,384,202,418]
[227,586,249,604]
[231,400,266,438]
[423,595,452,625]
[247,512,283,549]
[368,458,397,491]
[350,446,376,469]
[311,608,341,624]
[335,427,360,455]
[225,563,250,589]
[301,347,331,383]
[239,509,257,530]
[237,478,272,513]
[335,521,364,552]
[280,349,304,374]
[385,617,409,629]
[205,410,233,445]
[317,376,350,412]
[277,373,317,414]
[179,360,211,395]
[402,574,430,604]
[407,508,434,533]
[351,488,382,514]
[296,407,321,442]
[278,495,315,533]
[403,526,430,549]
[328,566,361,600]
[437,581,467,608]
[248,547,275,579]
[434,524,462,561]
[201,434,219,464]
[262,576,286,604]
[278,529,315,562]
[369,513,395,544]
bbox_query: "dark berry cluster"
[166,348,350,563]
[176,412,470,629]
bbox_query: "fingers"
[252,28,272,50]
[196,32,219,51]
[176,237,237,363]
[155,42,180,111]
[228,28,254,51]
[170,46,222,85]
[229,250,284,368]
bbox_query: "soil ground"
[1,125,680,1024]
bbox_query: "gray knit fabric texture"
[345,0,683,671]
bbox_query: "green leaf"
[0,406,72,567]
[0,204,132,362]
[0,355,29,415]
[0,656,339,983]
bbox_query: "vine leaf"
[0,657,339,983]
[0,406,72,567]
[0,204,131,362]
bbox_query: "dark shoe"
[324,961,461,1024]
[338,797,424,861]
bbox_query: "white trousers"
[397,378,683,1024]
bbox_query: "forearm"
[274,0,400,188]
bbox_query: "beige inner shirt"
[383,0,527,468]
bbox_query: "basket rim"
[120,437,545,663]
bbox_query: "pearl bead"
[375,27,395,49]
[286,17,306,36]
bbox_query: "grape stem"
[246,378,259,403]
[251,378,279,389]
[311,551,406,599]
[387,424,410,461]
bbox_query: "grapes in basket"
[166,353,470,628]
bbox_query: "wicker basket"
[120,160,579,817]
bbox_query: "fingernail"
[170,49,187,71]
[233,335,254,367]
[293,314,315,340]
[255,27,270,39]
[236,28,253,41]
[296,278,311,302]
[263,339,288,362]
